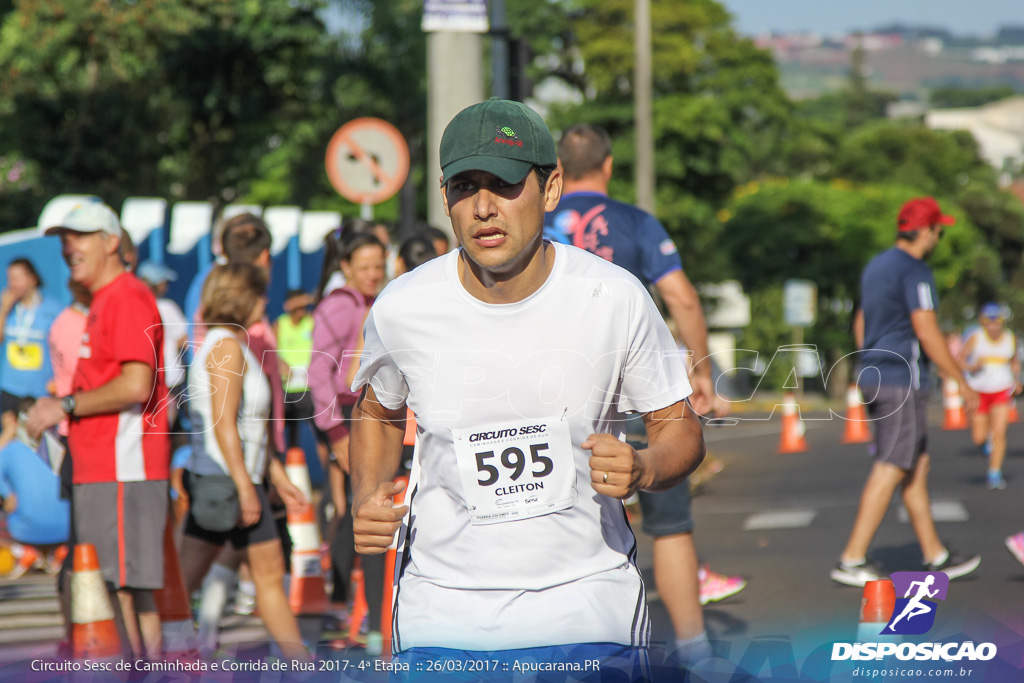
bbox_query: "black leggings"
[320,476,386,632]
[331,510,386,632]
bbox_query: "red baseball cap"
[897,197,955,232]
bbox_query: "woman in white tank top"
[959,303,1022,490]
[179,264,308,661]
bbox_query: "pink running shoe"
[699,565,746,606]
[1006,533,1024,568]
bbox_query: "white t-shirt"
[157,298,189,389]
[187,327,270,484]
[354,242,692,652]
[965,328,1017,394]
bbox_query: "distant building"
[926,97,1024,181]
[971,46,1024,64]
[888,100,928,119]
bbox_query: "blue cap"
[136,260,178,284]
[980,302,1005,320]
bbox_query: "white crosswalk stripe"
[898,500,969,523]
[743,510,817,530]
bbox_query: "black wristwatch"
[60,394,77,418]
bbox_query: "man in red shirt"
[29,202,169,658]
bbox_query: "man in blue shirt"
[547,124,742,664]
[832,197,981,587]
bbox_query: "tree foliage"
[528,0,807,283]
[929,85,1019,109]
[0,0,333,227]
[0,0,1021,378]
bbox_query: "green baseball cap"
[440,98,557,186]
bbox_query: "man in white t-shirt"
[350,99,705,676]
[137,261,189,441]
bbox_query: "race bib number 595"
[452,417,577,525]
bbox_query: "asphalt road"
[637,403,1024,679]
[1,401,1021,681]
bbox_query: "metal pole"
[427,32,485,238]
[793,326,804,398]
[634,0,655,214]
[490,0,509,100]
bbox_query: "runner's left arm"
[655,270,715,415]
[584,399,704,499]
[68,361,155,416]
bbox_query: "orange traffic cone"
[403,408,417,447]
[347,558,368,646]
[285,447,328,615]
[841,385,872,444]
[285,447,314,500]
[380,474,410,659]
[1008,399,1019,424]
[942,379,968,430]
[857,579,898,643]
[287,504,329,616]
[154,508,198,657]
[777,393,808,454]
[71,544,123,659]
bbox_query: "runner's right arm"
[655,270,715,415]
[956,334,979,373]
[351,384,408,554]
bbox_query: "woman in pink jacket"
[309,231,388,651]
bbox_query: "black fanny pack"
[189,473,239,533]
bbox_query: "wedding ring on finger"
[602,471,609,484]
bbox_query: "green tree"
[827,120,1024,318]
[720,179,1000,386]
[0,0,335,229]
[530,0,804,282]
[929,85,1018,109]
[244,0,431,224]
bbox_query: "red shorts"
[978,388,1013,415]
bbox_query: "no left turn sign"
[325,118,410,205]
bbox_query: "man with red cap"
[831,197,981,587]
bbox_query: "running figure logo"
[884,571,949,635]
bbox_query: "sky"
[718,0,1023,37]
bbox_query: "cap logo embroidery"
[494,125,523,148]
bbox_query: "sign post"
[783,279,818,396]
[325,118,410,218]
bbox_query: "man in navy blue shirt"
[831,197,981,587]
[547,124,743,664]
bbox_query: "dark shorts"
[73,480,168,590]
[638,478,694,537]
[0,390,27,415]
[182,471,280,550]
[868,385,929,471]
[284,390,315,421]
